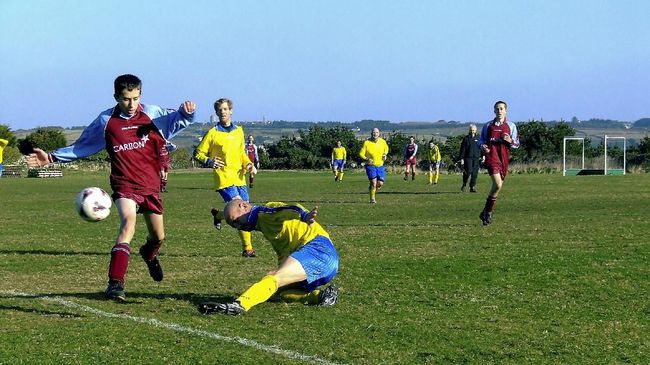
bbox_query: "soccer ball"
[75,187,112,222]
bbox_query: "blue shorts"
[332,160,345,170]
[290,235,339,292]
[365,165,386,181]
[217,185,250,202]
[0,164,3,177]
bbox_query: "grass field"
[1,170,649,364]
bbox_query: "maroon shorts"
[486,162,508,180]
[112,191,164,215]
[405,157,417,166]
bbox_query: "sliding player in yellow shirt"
[198,199,339,315]
[359,128,389,203]
[331,140,347,182]
[194,98,257,257]
[427,140,441,185]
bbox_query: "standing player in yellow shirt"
[0,138,8,177]
[427,140,441,185]
[331,140,347,182]
[359,128,389,204]
[198,199,339,315]
[194,98,258,257]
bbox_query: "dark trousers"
[463,158,480,188]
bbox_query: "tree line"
[3,122,649,172]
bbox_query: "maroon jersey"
[105,106,165,194]
[246,143,258,163]
[483,121,513,178]
[159,144,170,172]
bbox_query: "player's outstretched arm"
[26,148,52,167]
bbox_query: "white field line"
[1,290,345,365]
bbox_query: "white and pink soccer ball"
[75,187,112,222]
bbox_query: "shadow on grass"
[0,249,105,256]
[0,249,232,259]
[1,291,235,307]
[0,304,84,317]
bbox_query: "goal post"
[604,135,626,175]
[563,137,585,176]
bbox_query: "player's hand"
[382,154,387,161]
[503,133,512,144]
[367,158,373,165]
[305,206,319,224]
[459,159,464,166]
[247,163,257,175]
[26,148,51,167]
[211,157,225,169]
[481,144,490,154]
[181,101,197,114]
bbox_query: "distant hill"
[633,118,650,128]
[12,117,650,150]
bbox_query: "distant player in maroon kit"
[403,136,418,181]
[477,100,519,225]
[27,74,196,301]
[245,135,260,188]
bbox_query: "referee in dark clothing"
[459,124,483,192]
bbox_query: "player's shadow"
[0,304,84,318]
[35,291,236,306]
[0,249,105,256]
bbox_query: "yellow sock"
[428,172,433,184]
[339,172,344,181]
[277,288,320,305]
[435,173,440,184]
[237,275,277,311]
[370,187,376,200]
[239,230,253,251]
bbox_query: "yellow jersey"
[248,202,330,263]
[0,139,7,164]
[332,146,347,161]
[359,138,389,167]
[428,144,441,162]
[194,124,252,190]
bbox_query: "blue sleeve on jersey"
[507,121,520,148]
[145,104,195,140]
[51,111,110,162]
[477,122,490,147]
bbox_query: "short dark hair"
[114,74,142,95]
[494,100,507,109]
[214,98,233,111]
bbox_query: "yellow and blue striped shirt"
[247,202,330,263]
[194,124,252,190]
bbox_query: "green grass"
[1,170,649,364]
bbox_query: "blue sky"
[1,0,649,130]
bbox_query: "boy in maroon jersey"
[27,74,196,301]
[245,135,260,188]
[477,100,519,225]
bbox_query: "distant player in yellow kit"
[359,128,389,204]
[427,140,441,185]
[198,199,339,315]
[194,98,258,257]
[331,140,347,182]
[0,138,8,177]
